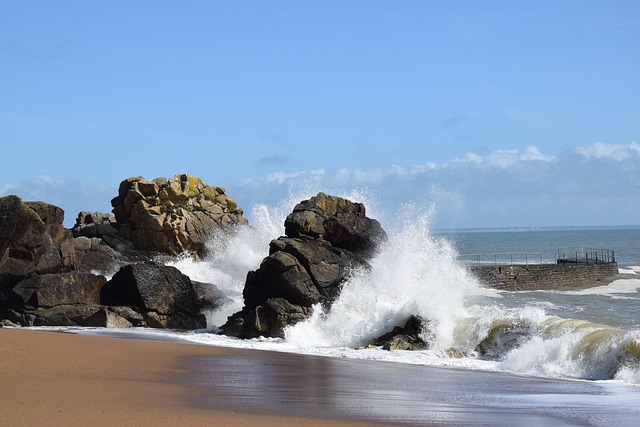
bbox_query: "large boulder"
[222,193,387,338]
[12,272,106,308]
[110,174,247,257]
[100,261,206,329]
[0,196,64,295]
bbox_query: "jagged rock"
[72,211,118,237]
[284,192,387,258]
[1,175,245,330]
[100,261,206,329]
[374,316,431,351]
[222,193,386,338]
[12,272,106,308]
[1,196,52,290]
[60,236,120,273]
[110,174,247,257]
[24,201,67,247]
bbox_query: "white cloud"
[260,169,325,184]
[34,175,65,186]
[411,162,438,173]
[464,152,483,164]
[520,146,555,162]
[575,142,638,161]
[486,149,519,169]
[445,146,554,170]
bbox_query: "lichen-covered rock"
[222,193,387,338]
[110,174,247,257]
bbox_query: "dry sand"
[0,328,396,427]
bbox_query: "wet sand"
[0,328,394,426]
[182,347,621,427]
[2,328,637,426]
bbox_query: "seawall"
[470,262,619,291]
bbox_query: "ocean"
[52,194,640,425]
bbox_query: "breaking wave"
[166,193,640,385]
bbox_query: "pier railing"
[458,248,615,267]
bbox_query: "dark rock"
[375,316,431,351]
[192,280,231,311]
[34,304,103,326]
[222,193,387,338]
[223,298,312,339]
[12,272,107,308]
[60,236,120,273]
[72,211,117,236]
[24,201,67,246]
[110,174,247,257]
[100,261,205,329]
[0,196,51,289]
[284,192,386,258]
[475,320,532,360]
[0,308,35,327]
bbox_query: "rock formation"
[111,174,247,257]
[0,173,243,330]
[222,192,387,338]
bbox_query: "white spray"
[285,203,485,349]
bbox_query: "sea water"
[161,197,640,384]
[53,193,640,424]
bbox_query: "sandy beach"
[3,327,638,426]
[0,328,395,427]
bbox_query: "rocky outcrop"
[222,193,387,338]
[111,174,247,257]
[0,173,246,330]
[100,262,207,329]
[0,196,61,291]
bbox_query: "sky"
[1,1,639,229]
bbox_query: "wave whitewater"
[167,195,640,386]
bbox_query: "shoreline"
[2,327,638,426]
[0,328,396,426]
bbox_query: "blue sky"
[1,1,639,228]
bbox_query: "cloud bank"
[3,142,639,229]
[230,142,640,229]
